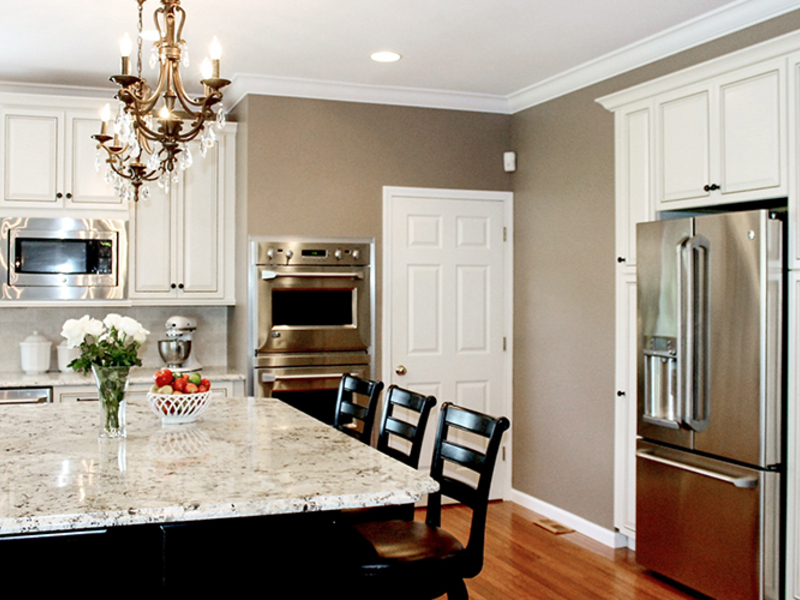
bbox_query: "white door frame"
[381,185,514,499]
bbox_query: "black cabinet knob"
[56,192,63,199]
[617,390,626,397]
[66,193,72,199]
[178,283,184,289]
[171,283,177,289]
[617,257,626,263]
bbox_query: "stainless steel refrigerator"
[636,209,784,600]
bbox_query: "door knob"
[395,365,407,376]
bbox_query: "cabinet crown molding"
[597,27,800,111]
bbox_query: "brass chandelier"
[93,0,229,202]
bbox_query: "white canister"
[20,331,52,374]
[57,342,81,373]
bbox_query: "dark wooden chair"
[342,385,437,523]
[345,402,510,599]
[377,384,437,469]
[333,374,384,444]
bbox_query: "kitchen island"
[0,397,438,592]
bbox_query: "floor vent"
[533,518,574,535]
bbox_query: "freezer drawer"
[636,441,779,600]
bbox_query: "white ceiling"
[1,0,799,113]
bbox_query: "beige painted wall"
[227,9,800,532]
[227,96,512,387]
[511,10,800,528]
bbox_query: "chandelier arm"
[127,71,169,115]
[174,5,187,44]
[105,154,161,184]
[128,112,166,142]
[154,3,166,41]
[170,64,207,112]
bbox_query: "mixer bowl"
[158,339,192,368]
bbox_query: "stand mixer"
[157,316,202,372]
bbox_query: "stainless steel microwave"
[0,217,127,301]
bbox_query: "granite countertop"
[0,397,438,536]
[0,366,245,388]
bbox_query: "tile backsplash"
[0,306,228,373]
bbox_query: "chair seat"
[354,520,465,569]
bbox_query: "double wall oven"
[249,238,373,424]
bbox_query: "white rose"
[82,316,105,339]
[132,326,149,344]
[61,317,87,348]
[103,313,124,330]
[118,316,146,343]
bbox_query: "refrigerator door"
[636,440,780,600]
[692,210,782,467]
[637,217,693,448]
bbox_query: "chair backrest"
[334,374,384,444]
[376,385,437,469]
[425,402,510,578]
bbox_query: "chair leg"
[446,579,468,600]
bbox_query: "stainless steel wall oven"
[249,238,373,424]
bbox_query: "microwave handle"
[261,270,363,280]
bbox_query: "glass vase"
[92,365,130,438]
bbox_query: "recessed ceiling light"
[371,51,402,63]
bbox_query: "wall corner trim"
[510,488,629,549]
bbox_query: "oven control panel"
[253,240,371,266]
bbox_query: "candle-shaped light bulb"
[201,57,213,81]
[210,36,222,60]
[99,103,111,136]
[120,33,132,75]
[159,105,171,121]
[209,36,221,78]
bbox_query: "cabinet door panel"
[66,115,121,207]
[132,185,174,295]
[616,103,652,267]
[657,90,710,203]
[719,67,783,196]
[180,146,221,296]
[614,272,638,538]
[2,111,61,203]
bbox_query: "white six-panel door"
[382,186,512,499]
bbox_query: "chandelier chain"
[137,0,144,80]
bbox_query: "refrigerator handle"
[676,236,691,428]
[686,234,711,433]
[636,447,758,488]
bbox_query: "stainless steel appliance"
[636,209,784,600]
[0,387,52,405]
[250,238,373,423]
[0,217,127,301]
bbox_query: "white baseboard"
[510,488,629,549]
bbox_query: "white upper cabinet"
[128,125,236,305]
[655,58,786,209]
[0,105,123,210]
[615,99,654,268]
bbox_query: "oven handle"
[261,270,364,280]
[262,373,352,382]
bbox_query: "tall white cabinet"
[128,125,236,305]
[599,30,800,599]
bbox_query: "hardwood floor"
[432,501,710,600]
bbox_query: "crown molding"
[0,80,115,100]
[2,0,797,116]
[226,73,511,114]
[508,0,800,113]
